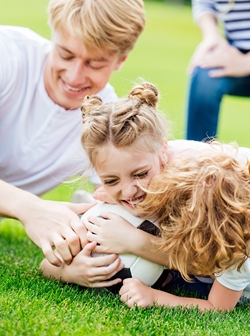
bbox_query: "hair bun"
[81,95,103,120]
[129,82,159,107]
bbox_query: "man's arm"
[0,179,94,266]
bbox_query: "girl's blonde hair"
[48,0,145,58]
[80,82,169,167]
[138,142,250,281]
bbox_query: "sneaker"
[71,190,95,204]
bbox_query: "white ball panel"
[129,257,165,286]
[80,202,144,228]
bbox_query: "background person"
[0,0,145,271]
[186,0,250,141]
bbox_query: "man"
[0,0,145,287]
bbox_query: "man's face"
[44,30,125,110]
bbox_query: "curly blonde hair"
[138,142,250,281]
[80,82,169,167]
[48,0,145,57]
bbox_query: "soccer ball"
[81,202,166,293]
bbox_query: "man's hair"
[138,142,250,281]
[80,82,169,167]
[48,0,145,57]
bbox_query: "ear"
[160,138,168,166]
[114,55,128,71]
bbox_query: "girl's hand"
[119,278,156,308]
[83,212,138,254]
[41,241,124,288]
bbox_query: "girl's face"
[95,141,167,216]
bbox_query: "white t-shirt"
[216,259,250,291]
[167,139,250,163]
[0,26,118,195]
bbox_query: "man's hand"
[92,186,116,204]
[21,198,96,266]
[0,179,98,266]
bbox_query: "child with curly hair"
[130,143,250,311]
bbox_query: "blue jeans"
[186,67,250,141]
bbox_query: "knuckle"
[55,239,67,249]
[67,234,79,246]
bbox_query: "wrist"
[198,13,220,40]
[129,228,154,256]
[0,179,40,221]
[16,193,42,224]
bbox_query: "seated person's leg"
[186,67,228,141]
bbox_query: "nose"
[67,60,86,85]
[122,182,138,199]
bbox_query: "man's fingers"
[41,241,62,267]
[53,236,73,265]
[93,190,115,204]
[64,228,81,257]
[70,218,88,250]
[67,201,98,214]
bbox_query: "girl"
[122,143,250,311]
[40,81,172,288]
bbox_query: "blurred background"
[1,0,249,147]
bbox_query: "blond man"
[0,0,145,287]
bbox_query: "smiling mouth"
[123,195,145,206]
[65,82,91,92]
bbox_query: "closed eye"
[135,171,148,179]
[103,179,118,186]
[86,60,106,70]
[58,51,74,61]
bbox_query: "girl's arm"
[84,213,168,266]
[120,278,243,312]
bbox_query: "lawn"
[1,0,250,335]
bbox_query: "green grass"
[0,220,250,335]
[1,1,250,335]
